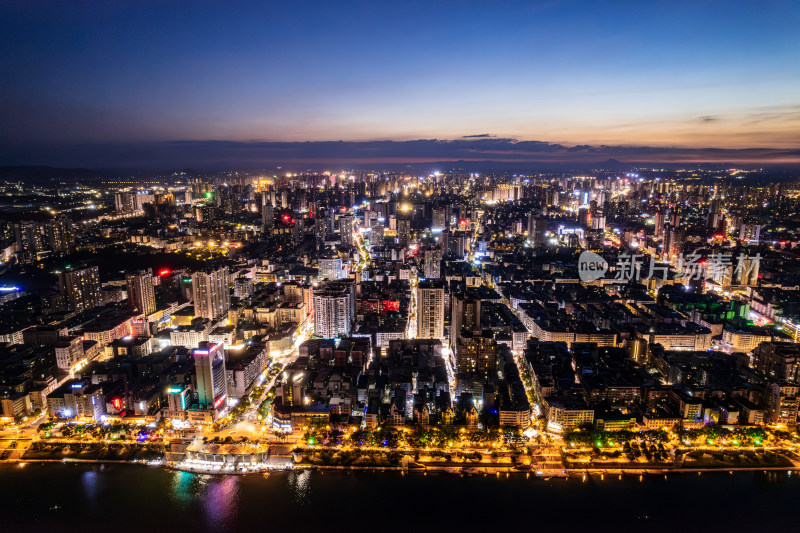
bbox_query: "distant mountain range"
[0,166,102,183]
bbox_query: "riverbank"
[6,455,800,479]
[7,440,800,478]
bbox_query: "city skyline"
[2,1,799,168]
[4,2,800,529]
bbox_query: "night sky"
[1,1,798,168]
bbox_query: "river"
[2,464,798,532]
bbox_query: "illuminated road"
[466,221,541,430]
[245,320,313,424]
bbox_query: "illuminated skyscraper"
[293,215,305,245]
[193,342,227,413]
[318,255,344,280]
[313,283,353,339]
[339,215,355,247]
[126,269,156,315]
[423,245,442,279]
[432,207,447,232]
[527,215,547,247]
[397,217,411,247]
[262,195,274,233]
[192,266,231,320]
[417,280,445,340]
[45,217,74,253]
[59,266,100,313]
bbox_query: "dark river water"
[1,464,798,532]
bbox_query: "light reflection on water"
[203,476,239,528]
[288,470,312,505]
[80,470,99,507]
[170,470,196,506]
[168,471,240,529]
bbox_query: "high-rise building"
[654,211,666,238]
[417,280,445,340]
[456,334,497,377]
[423,245,442,279]
[707,198,722,228]
[339,215,355,247]
[527,215,547,247]
[451,291,481,332]
[54,336,84,370]
[577,207,590,228]
[590,211,606,231]
[313,283,353,338]
[13,221,46,263]
[397,217,411,247]
[754,342,800,384]
[192,266,231,320]
[125,269,157,315]
[13,218,74,263]
[450,289,482,353]
[233,275,254,299]
[432,207,447,233]
[314,216,327,249]
[59,266,100,313]
[668,227,685,258]
[45,217,74,253]
[166,384,191,419]
[318,256,344,280]
[450,231,471,258]
[370,218,384,243]
[193,342,228,413]
[736,255,760,286]
[715,253,760,287]
[293,216,305,245]
[114,192,137,213]
[262,191,274,233]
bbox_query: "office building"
[193,342,228,413]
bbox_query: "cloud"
[462,134,494,138]
[1,138,799,170]
[742,107,800,126]
[695,105,800,126]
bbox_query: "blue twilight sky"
[1,0,799,167]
